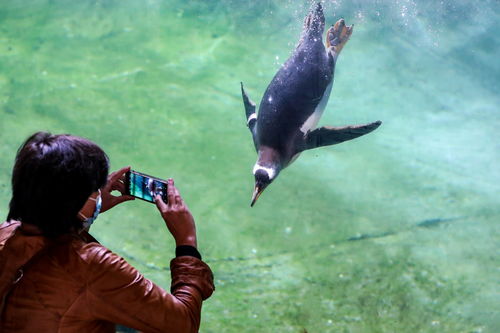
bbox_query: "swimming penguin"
[241,2,382,206]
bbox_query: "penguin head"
[251,165,279,207]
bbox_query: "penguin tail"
[302,2,325,38]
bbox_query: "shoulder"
[70,240,131,273]
[45,236,129,281]
[70,240,146,288]
[73,240,114,265]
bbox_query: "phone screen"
[126,170,168,203]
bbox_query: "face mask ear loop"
[80,190,102,229]
[78,212,88,221]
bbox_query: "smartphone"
[125,170,168,203]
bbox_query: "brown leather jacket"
[0,220,214,333]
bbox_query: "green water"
[1,0,499,332]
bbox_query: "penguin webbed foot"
[303,121,382,150]
[326,18,353,56]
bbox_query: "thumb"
[115,195,135,205]
[155,194,167,212]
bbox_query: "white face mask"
[78,190,102,229]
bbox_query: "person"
[0,132,214,333]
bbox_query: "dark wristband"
[175,245,202,260]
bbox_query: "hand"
[155,179,197,248]
[100,166,135,213]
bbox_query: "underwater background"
[0,0,498,332]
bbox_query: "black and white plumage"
[241,2,381,206]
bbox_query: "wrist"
[175,236,197,248]
[175,245,201,260]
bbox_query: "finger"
[105,167,129,192]
[166,178,175,206]
[109,166,131,185]
[169,180,181,198]
[174,195,182,205]
[155,194,168,212]
[172,186,181,201]
[111,181,126,194]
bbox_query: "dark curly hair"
[7,132,109,237]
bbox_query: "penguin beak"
[250,184,264,207]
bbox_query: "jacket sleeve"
[83,244,214,333]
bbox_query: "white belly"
[299,80,333,134]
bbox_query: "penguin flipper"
[303,121,382,151]
[240,82,259,151]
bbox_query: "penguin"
[241,2,382,206]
